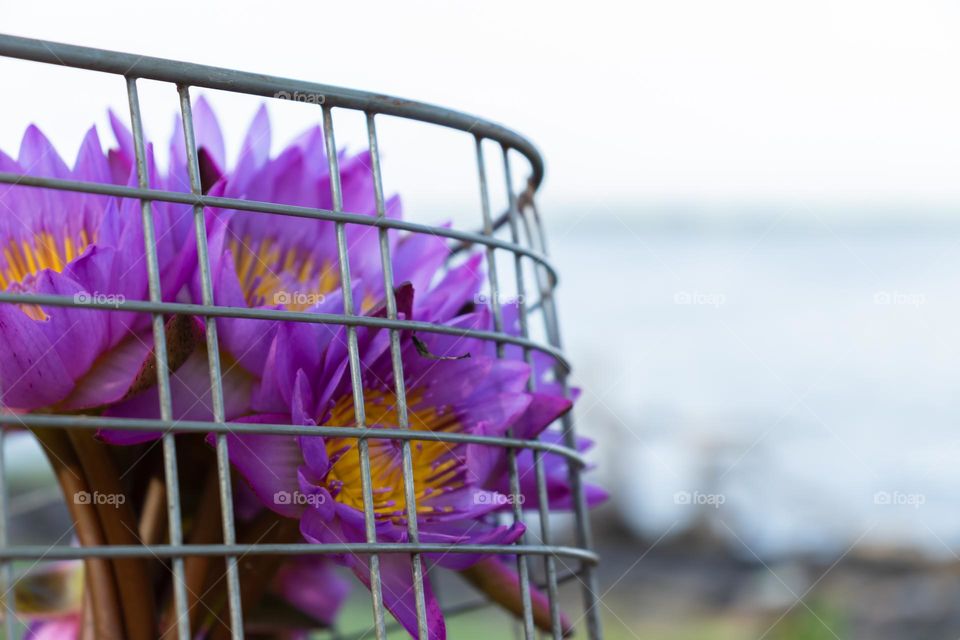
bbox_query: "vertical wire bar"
[365,113,430,638]
[0,384,16,640]
[521,196,603,639]
[475,136,536,639]
[176,85,244,639]
[321,105,387,640]
[520,206,560,348]
[533,449,561,632]
[125,76,191,640]
[501,147,563,639]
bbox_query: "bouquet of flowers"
[0,98,605,639]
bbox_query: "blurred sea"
[548,210,960,560]
[7,209,960,565]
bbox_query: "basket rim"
[0,33,546,190]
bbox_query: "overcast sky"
[3,0,960,217]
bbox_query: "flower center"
[322,389,464,522]
[229,235,340,310]
[0,230,91,290]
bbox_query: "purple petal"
[25,615,80,640]
[391,224,449,299]
[33,270,109,381]
[303,505,446,640]
[108,110,135,169]
[72,126,112,184]
[18,125,70,178]
[417,253,485,321]
[212,247,276,373]
[420,521,525,570]
[0,305,74,409]
[232,105,272,191]
[63,332,152,412]
[272,556,349,626]
[212,417,305,518]
[98,348,255,445]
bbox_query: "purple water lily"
[103,98,447,442]
[192,100,394,357]
[220,250,599,638]
[0,118,195,412]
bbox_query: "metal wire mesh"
[0,34,601,639]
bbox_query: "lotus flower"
[220,254,603,638]
[102,98,445,443]
[0,117,195,412]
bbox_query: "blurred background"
[5,1,960,638]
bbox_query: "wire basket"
[0,34,601,639]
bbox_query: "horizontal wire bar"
[0,33,544,190]
[339,568,586,640]
[0,172,557,284]
[0,543,598,563]
[0,414,588,467]
[0,290,570,372]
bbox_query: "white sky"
[3,0,960,216]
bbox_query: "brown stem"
[204,513,301,640]
[30,427,125,640]
[160,466,222,637]
[79,584,95,640]
[123,314,203,401]
[66,430,156,640]
[460,557,573,636]
[138,471,168,547]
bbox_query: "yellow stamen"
[231,236,349,311]
[1,230,92,291]
[323,389,463,522]
[1,230,92,320]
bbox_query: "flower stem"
[66,430,157,640]
[202,512,301,640]
[137,470,168,546]
[30,427,126,640]
[461,557,573,636]
[159,465,221,637]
